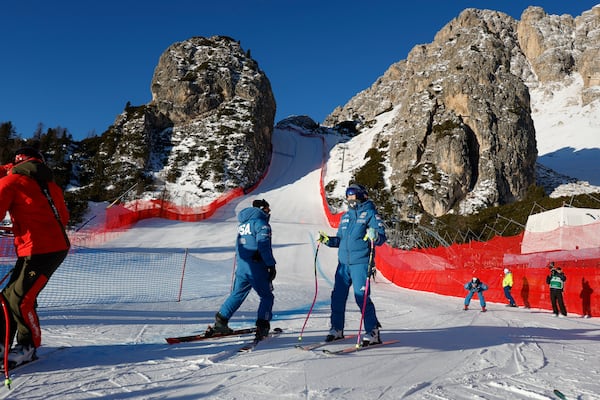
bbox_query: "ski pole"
[356,239,375,348]
[0,267,13,387]
[230,257,237,292]
[298,241,320,341]
[0,293,12,388]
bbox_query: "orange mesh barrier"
[320,176,599,317]
[376,232,600,316]
[375,239,599,315]
[104,188,246,229]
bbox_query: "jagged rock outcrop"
[275,115,321,133]
[324,5,599,218]
[517,6,600,104]
[97,36,276,204]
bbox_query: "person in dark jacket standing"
[464,277,488,312]
[317,183,386,346]
[0,147,70,367]
[212,199,276,341]
[546,262,567,317]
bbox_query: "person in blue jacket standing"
[212,199,276,341]
[464,277,488,312]
[318,183,386,346]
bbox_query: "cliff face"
[99,36,276,205]
[323,6,599,217]
[518,5,600,105]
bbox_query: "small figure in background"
[502,268,518,307]
[546,262,567,317]
[464,277,488,312]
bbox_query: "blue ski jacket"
[236,206,276,269]
[325,200,386,265]
[464,281,488,292]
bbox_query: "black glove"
[368,267,377,279]
[267,266,276,281]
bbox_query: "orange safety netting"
[320,179,600,317]
[105,188,246,229]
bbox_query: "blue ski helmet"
[345,183,368,202]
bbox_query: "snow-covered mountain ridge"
[321,72,600,208]
[24,6,599,226]
[321,5,600,217]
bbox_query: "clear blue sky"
[2,1,598,140]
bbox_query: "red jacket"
[0,160,70,256]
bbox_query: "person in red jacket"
[0,147,70,367]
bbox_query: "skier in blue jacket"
[464,277,488,312]
[212,199,276,341]
[318,183,386,346]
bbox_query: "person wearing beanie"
[0,147,70,367]
[317,183,387,346]
[211,198,276,342]
[546,262,567,317]
[502,268,517,307]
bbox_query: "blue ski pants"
[464,290,486,307]
[503,286,516,306]
[219,262,274,322]
[330,262,379,333]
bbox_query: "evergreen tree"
[0,122,19,163]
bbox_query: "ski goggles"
[345,187,360,197]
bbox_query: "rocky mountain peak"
[150,36,273,124]
[95,35,276,205]
[323,5,598,219]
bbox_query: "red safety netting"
[105,188,246,229]
[320,178,600,317]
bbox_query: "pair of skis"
[295,334,357,351]
[165,326,282,353]
[238,328,283,352]
[322,339,399,355]
[295,334,398,355]
[165,326,257,344]
[295,239,394,356]
[167,327,397,355]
